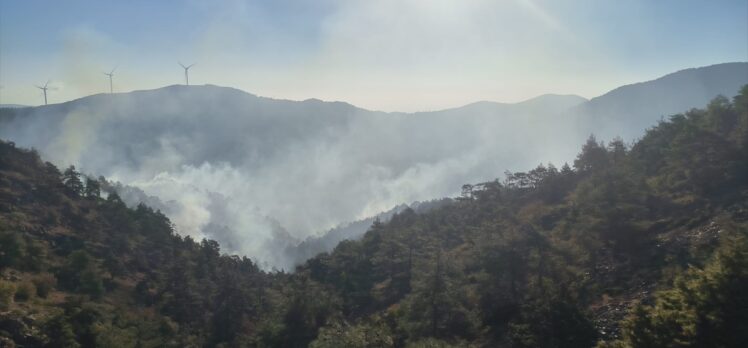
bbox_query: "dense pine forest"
[1,87,747,347]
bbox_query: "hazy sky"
[1,0,746,111]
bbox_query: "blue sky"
[1,0,746,111]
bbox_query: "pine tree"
[574,135,609,173]
[84,177,101,199]
[62,165,84,196]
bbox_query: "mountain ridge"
[589,62,748,103]
[1,87,746,346]
[0,62,745,269]
[573,62,748,140]
[6,62,744,116]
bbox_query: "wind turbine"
[104,66,117,94]
[35,81,55,105]
[178,62,195,85]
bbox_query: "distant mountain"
[424,93,587,115]
[573,62,748,140]
[2,87,745,346]
[0,104,29,109]
[0,62,745,268]
[0,84,587,267]
[0,85,360,170]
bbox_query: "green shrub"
[44,314,81,348]
[33,273,57,298]
[310,319,395,348]
[24,239,47,272]
[79,270,104,299]
[0,281,15,310]
[14,281,35,302]
[57,250,105,298]
[0,231,25,269]
[95,324,138,347]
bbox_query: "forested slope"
[1,87,747,347]
[2,63,744,271]
[297,88,748,347]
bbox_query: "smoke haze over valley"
[3,2,748,346]
[1,62,746,269]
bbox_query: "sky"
[1,0,746,112]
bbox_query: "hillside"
[0,141,291,346]
[0,84,586,270]
[283,198,453,268]
[1,63,745,270]
[1,88,747,347]
[573,62,748,140]
[293,87,748,347]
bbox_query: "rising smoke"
[1,62,746,269]
[0,86,590,269]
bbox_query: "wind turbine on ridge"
[104,66,117,94]
[35,81,56,105]
[179,62,195,85]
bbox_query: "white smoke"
[0,86,590,269]
[2,62,744,269]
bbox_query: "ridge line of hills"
[1,86,747,346]
[4,62,745,115]
[0,62,746,271]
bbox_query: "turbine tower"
[104,66,117,94]
[35,81,53,105]
[179,62,195,85]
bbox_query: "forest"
[1,87,747,347]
